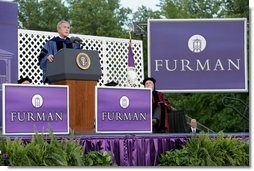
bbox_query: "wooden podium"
[46,49,102,134]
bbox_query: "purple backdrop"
[148,19,247,92]
[96,87,152,133]
[0,2,18,130]
[3,84,69,134]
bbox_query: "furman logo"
[32,94,43,108]
[188,34,207,53]
[120,96,129,109]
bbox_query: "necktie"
[193,128,196,133]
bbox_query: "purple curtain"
[80,135,188,166]
[15,133,249,166]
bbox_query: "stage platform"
[1,133,249,166]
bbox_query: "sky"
[120,0,160,12]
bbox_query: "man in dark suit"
[188,119,200,133]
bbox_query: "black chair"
[168,110,188,133]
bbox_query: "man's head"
[57,20,70,38]
[17,76,32,84]
[143,77,156,90]
[191,119,197,128]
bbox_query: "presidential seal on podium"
[76,52,91,70]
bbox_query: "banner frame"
[148,18,248,93]
[95,86,152,133]
[2,83,69,135]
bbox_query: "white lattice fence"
[18,29,144,87]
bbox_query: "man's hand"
[47,54,54,62]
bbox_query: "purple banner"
[96,87,152,133]
[0,1,18,130]
[148,19,247,92]
[2,84,69,135]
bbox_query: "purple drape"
[12,133,249,166]
[128,45,135,67]
[80,135,188,166]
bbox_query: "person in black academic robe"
[143,77,172,133]
[38,20,81,83]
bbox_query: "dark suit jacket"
[187,127,200,133]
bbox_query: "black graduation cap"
[104,81,118,86]
[142,77,156,85]
[17,76,32,84]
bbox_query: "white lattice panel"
[18,29,144,87]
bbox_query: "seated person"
[38,20,81,84]
[17,76,32,84]
[188,119,200,133]
[143,77,172,133]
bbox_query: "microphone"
[70,36,83,44]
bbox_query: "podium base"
[52,79,96,134]
[72,128,95,134]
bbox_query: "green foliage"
[16,0,131,37]
[25,132,68,166]
[67,0,130,37]
[159,0,215,18]
[158,132,249,166]
[83,151,116,166]
[0,132,114,166]
[132,5,161,23]
[159,0,248,19]
[158,148,189,166]
[0,137,29,166]
[223,0,249,19]
[167,93,249,132]
[16,0,69,31]
[132,6,161,77]
[215,133,249,166]
[62,134,84,166]
[186,133,221,166]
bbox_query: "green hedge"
[158,132,249,166]
[0,132,116,166]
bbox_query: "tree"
[223,0,249,19]
[67,0,131,37]
[16,0,69,31]
[132,5,161,23]
[167,93,249,132]
[131,6,161,77]
[159,0,249,19]
[159,0,231,18]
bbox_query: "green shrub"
[0,137,29,166]
[158,148,189,166]
[215,134,249,166]
[0,132,115,166]
[83,151,116,166]
[62,135,84,166]
[25,132,68,166]
[185,133,220,166]
[0,138,8,166]
[158,132,249,166]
